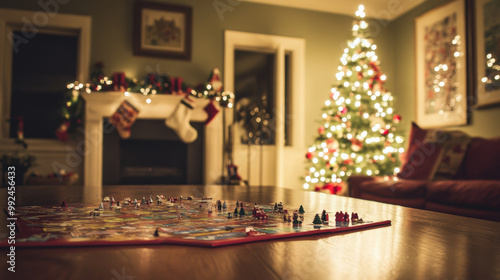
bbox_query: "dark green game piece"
[313,214,322,225]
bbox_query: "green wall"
[385,0,500,138]
[1,0,498,147]
[0,0,358,146]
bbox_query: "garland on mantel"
[57,63,234,140]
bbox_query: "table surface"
[1,184,499,280]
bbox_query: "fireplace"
[81,92,223,194]
[103,120,204,185]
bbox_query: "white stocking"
[165,97,198,143]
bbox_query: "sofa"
[349,123,500,222]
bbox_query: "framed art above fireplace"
[133,1,192,60]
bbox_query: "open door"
[224,31,305,187]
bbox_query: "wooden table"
[1,184,499,280]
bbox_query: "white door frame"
[224,30,305,187]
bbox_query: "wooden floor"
[1,184,499,280]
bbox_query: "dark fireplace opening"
[103,119,204,185]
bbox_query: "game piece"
[111,197,115,203]
[321,210,327,222]
[254,208,268,220]
[2,197,391,248]
[142,197,146,204]
[292,212,302,226]
[236,201,239,207]
[154,228,160,237]
[117,201,120,207]
[239,207,246,216]
[103,197,110,202]
[149,196,154,204]
[344,212,350,223]
[217,200,222,210]
[187,196,193,200]
[352,212,358,223]
[223,201,227,210]
[124,197,131,203]
[61,201,67,207]
[277,202,284,213]
[246,227,257,236]
[157,197,163,205]
[313,214,323,228]
[299,205,305,214]
[133,199,138,204]
[274,203,278,211]
[98,202,104,210]
[234,207,238,216]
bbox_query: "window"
[9,31,77,139]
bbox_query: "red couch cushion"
[462,138,500,180]
[398,123,443,180]
[426,180,500,211]
[403,122,428,165]
[359,178,427,198]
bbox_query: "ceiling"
[243,0,427,19]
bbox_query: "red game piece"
[61,201,67,207]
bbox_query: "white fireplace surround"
[81,92,223,192]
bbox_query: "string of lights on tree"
[60,63,234,132]
[303,5,405,193]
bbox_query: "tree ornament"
[318,126,325,135]
[326,139,339,152]
[351,138,363,152]
[306,152,314,160]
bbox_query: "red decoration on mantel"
[113,72,127,91]
[203,100,219,125]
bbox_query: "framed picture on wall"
[474,0,500,108]
[133,1,192,60]
[415,0,468,128]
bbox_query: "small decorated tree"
[313,214,323,225]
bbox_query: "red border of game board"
[1,213,390,248]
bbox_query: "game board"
[2,196,391,248]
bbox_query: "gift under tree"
[303,5,405,194]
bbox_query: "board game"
[2,196,391,248]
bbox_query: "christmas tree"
[303,5,405,193]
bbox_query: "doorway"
[224,30,305,187]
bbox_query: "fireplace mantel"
[81,92,223,195]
